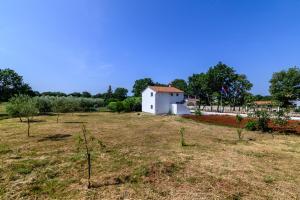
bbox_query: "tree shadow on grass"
[38,134,72,142]
[63,121,87,124]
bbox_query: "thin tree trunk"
[57,113,59,123]
[82,124,91,188]
[19,117,23,122]
[27,118,30,137]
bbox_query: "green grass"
[0,102,8,120]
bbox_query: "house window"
[150,105,153,109]
[176,93,179,96]
[151,92,153,97]
[170,93,173,96]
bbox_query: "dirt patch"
[182,115,300,134]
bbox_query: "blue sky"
[1,0,300,95]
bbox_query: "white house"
[142,86,191,115]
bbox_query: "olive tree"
[6,95,39,136]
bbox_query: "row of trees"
[132,62,253,111]
[2,64,300,109]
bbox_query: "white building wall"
[142,88,156,114]
[171,104,191,115]
[142,87,186,115]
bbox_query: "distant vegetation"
[1,63,300,111]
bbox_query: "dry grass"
[0,112,299,199]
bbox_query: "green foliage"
[269,67,300,107]
[122,97,142,112]
[107,102,117,112]
[108,97,141,113]
[194,109,202,116]
[245,121,257,131]
[248,111,271,132]
[114,87,128,100]
[132,78,154,97]
[115,101,124,113]
[170,79,188,93]
[0,68,34,101]
[35,96,53,114]
[273,109,290,127]
[236,114,243,124]
[6,95,39,119]
[187,62,253,110]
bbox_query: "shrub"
[194,109,202,116]
[273,109,290,127]
[122,97,141,112]
[255,110,270,132]
[34,96,53,114]
[107,102,117,112]
[115,101,124,113]
[245,121,257,131]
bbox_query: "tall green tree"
[188,73,212,108]
[170,79,188,93]
[269,67,300,107]
[114,88,128,100]
[132,78,154,97]
[206,62,236,111]
[0,68,33,101]
[82,91,92,98]
[229,74,253,110]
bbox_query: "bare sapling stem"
[82,124,91,188]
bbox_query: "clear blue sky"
[1,0,300,95]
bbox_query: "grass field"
[0,103,8,120]
[0,112,299,199]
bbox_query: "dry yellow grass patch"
[0,112,299,199]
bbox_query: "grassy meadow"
[0,112,299,199]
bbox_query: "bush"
[122,97,141,112]
[255,110,270,132]
[273,109,290,127]
[245,121,257,131]
[34,96,53,114]
[194,109,202,116]
[107,102,117,112]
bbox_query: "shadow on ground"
[38,134,72,142]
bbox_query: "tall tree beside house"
[206,62,236,112]
[269,67,300,107]
[188,73,212,109]
[132,78,154,97]
[170,79,188,93]
[0,68,34,101]
[114,87,128,100]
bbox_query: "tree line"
[1,63,300,109]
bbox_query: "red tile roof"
[149,86,184,93]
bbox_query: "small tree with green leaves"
[273,109,291,132]
[6,95,39,136]
[52,97,67,123]
[6,95,27,122]
[236,114,243,140]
